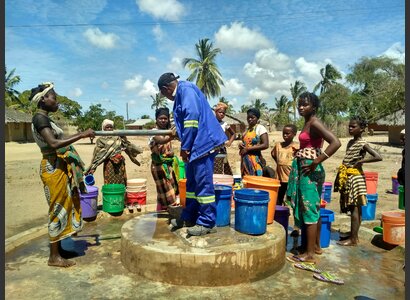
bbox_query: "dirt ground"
[5,131,403,239]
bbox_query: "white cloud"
[248,87,270,101]
[138,80,157,97]
[294,57,322,80]
[124,75,143,91]
[136,0,184,21]
[254,48,291,71]
[214,22,272,51]
[221,78,245,96]
[70,87,83,97]
[166,57,184,72]
[381,42,405,63]
[101,82,109,89]
[152,25,164,42]
[83,27,119,49]
[147,56,158,62]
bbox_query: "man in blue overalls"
[158,72,227,236]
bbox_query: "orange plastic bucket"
[364,171,378,194]
[242,175,281,224]
[382,211,405,245]
[178,179,187,207]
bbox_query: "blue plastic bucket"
[321,182,332,202]
[319,208,335,248]
[84,174,95,186]
[215,184,233,227]
[80,185,98,219]
[362,193,378,220]
[234,188,269,235]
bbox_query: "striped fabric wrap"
[334,139,368,212]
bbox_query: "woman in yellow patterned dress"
[239,108,269,176]
[30,82,95,267]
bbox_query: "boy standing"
[271,124,299,205]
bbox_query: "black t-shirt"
[32,113,52,133]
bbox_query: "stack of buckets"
[362,171,379,220]
[101,183,126,213]
[214,174,234,208]
[321,182,332,203]
[242,175,280,225]
[126,179,147,208]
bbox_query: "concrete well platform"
[121,212,286,286]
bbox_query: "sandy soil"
[5,131,403,239]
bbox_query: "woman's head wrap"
[215,102,228,112]
[30,82,54,105]
[155,107,170,119]
[102,119,114,130]
[247,108,261,119]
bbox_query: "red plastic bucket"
[364,171,378,194]
[126,191,147,206]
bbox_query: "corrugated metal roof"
[5,108,33,123]
[375,109,405,126]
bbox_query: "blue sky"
[6,0,405,119]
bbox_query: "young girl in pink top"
[286,92,341,264]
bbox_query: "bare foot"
[315,247,323,255]
[48,256,76,268]
[337,239,358,246]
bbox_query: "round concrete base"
[121,212,286,286]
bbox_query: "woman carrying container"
[239,108,269,177]
[334,116,382,246]
[30,82,95,267]
[286,92,341,264]
[84,119,142,186]
[149,107,180,211]
[213,102,236,175]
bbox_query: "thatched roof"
[229,112,269,127]
[5,108,33,123]
[375,109,405,126]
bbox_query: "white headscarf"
[31,82,54,105]
[102,119,114,130]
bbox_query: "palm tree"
[290,80,307,122]
[240,99,269,113]
[182,38,224,100]
[313,63,342,95]
[5,66,21,106]
[150,93,167,110]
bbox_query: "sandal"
[286,255,316,264]
[294,262,322,273]
[313,271,344,285]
